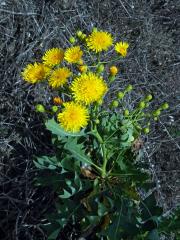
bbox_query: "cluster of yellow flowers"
[22,30,129,133]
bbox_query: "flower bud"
[97,64,104,73]
[53,97,63,105]
[81,33,87,40]
[117,91,124,99]
[153,109,161,117]
[92,27,98,32]
[138,101,146,109]
[97,99,103,105]
[52,106,58,113]
[79,65,88,73]
[125,84,133,92]
[76,30,83,38]
[69,36,76,44]
[109,75,116,83]
[145,94,153,102]
[35,104,45,113]
[161,103,169,110]
[124,109,129,116]
[154,117,158,121]
[110,66,118,76]
[143,127,150,134]
[95,119,100,124]
[111,100,119,108]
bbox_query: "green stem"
[91,126,108,178]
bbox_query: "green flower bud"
[81,33,87,40]
[95,119,100,124]
[147,122,151,126]
[125,84,133,92]
[35,104,45,113]
[109,75,116,83]
[76,30,83,37]
[161,103,169,110]
[97,64,104,73]
[124,109,129,116]
[154,117,158,121]
[138,101,146,109]
[69,36,76,44]
[92,27,98,32]
[117,91,124,99]
[145,94,153,102]
[143,127,150,134]
[52,106,58,113]
[111,100,119,108]
[153,109,161,117]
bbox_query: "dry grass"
[0,0,179,239]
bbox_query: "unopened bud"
[52,106,58,113]
[117,91,124,99]
[125,84,133,92]
[143,127,150,134]
[69,36,76,44]
[145,94,153,102]
[35,104,45,113]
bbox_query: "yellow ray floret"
[70,72,108,105]
[57,102,89,133]
[115,41,129,57]
[48,67,71,88]
[64,46,83,64]
[42,48,64,66]
[22,62,50,84]
[86,31,113,53]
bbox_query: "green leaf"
[46,118,85,137]
[34,156,60,170]
[64,138,93,166]
[48,228,60,240]
[146,229,159,240]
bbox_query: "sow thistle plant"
[22,29,179,240]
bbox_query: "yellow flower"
[110,66,118,75]
[57,102,89,132]
[22,62,50,84]
[115,42,129,57]
[48,67,71,89]
[71,72,108,105]
[64,46,83,64]
[53,96,63,105]
[42,48,64,66]
[78,65,88,73]
[86,31,113,52]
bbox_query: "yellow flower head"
[42,48,64,66]
[22,62,50,84]
[48,67,71,89]
[110,66,118,75]
[115,41,129,57]
[86,31,113,53]
[57,102,89,132]
[71,72,108,105]
[64,46,83,64]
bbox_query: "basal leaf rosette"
[70,72,108,105]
